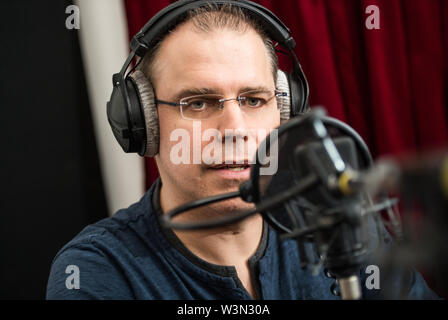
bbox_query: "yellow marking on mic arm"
[338,170,355,195]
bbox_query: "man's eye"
[187,100,207,111]
[244,97,264,107]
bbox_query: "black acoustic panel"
[0,0,108,299]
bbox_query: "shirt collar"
[150,177,269,277]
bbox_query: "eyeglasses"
[156,90,287,120]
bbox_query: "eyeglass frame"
[155,89,288,120]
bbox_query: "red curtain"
[124,0,448,296]
[125,0,448,188]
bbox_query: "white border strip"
[74,0,145,215]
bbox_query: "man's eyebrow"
[172,86,273,101]
[238,86,272,94]
[172,88,219,101]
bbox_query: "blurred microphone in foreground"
[347,150,448,296]
[163,108,447,299]
[164,108,402,299]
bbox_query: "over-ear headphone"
[107,0,310,157]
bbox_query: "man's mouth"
[207,161,250,171]
[205,161,251,180]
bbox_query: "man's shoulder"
[56,195,151,256]
[46,185,167,299]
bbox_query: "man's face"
[153,21,280,215]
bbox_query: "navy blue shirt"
[46,179,438,299]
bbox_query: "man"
[46,2,438,299]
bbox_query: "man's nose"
[216,99,247,133]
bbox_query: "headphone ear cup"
[276,69,291,123]
[288,67,310,116]
[107,79,133,153]
[129,70,159,157]
[107,72,146,154]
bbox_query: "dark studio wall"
[0,1,108,299]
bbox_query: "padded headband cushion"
[276,69,291,122]
[129,70,159,157]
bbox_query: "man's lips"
[205,161,251,179]
[207,160,250,170]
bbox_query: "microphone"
[257,108,376,300]
[161,108,394,299]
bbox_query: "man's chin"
[206,197,255,217]
[171,182,257,227]
[203,166,251,185]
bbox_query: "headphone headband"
[108,0,310,155]
[130,0,296,57]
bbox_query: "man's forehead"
[153,21,274,94]
[163,18,258,45]
[159,20,267,58]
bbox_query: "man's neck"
[173,214,264,266]
[158,180,264,267]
